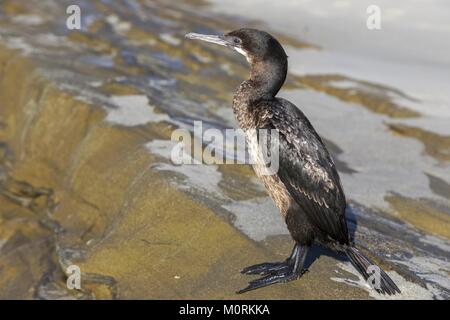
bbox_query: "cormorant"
[185,28,400,295]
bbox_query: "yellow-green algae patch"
[386,194,450,239]
[285,74,420,118]
[100,82,142,96]
[388,124,450,162]
[1,0,29,15]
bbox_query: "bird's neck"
[232,58,287,129]
[249,58,287,100]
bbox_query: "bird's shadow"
[304,245,344,269]
[304,205,358,269]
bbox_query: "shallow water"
[0,0,448,299]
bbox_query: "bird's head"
[186,28,287,65]
[186,28,288,98]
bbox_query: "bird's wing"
[258,98,349,244]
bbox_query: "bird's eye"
[233,38,242,45]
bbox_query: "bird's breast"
[244,129,293,218]
[232,97,293,217]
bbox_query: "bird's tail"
[344,246,401,295]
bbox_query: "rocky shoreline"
[0,0,448,299]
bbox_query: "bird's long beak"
[185,32,230,47]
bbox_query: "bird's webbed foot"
[240,261,291,275]
[237,244,308,294]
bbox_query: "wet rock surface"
[0,0,449,299]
